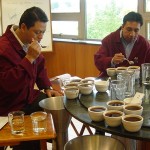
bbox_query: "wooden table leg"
[40,139,47,150]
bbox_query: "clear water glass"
[30,111,47,133]
[110,80,126,100]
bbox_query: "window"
[51,0,83,39]
[52,21,78,36]
[146,0,150,12]
[144,0,150,40]
[147,22,150,39]
[51,0,80,13]
[86,0,137,40]
[51,0,149,41]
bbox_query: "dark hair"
[19,6,48,29]
[123,11,143,26]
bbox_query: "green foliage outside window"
[87,1,123,40]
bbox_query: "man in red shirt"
[94,11,150,77]
[0,7,62,150]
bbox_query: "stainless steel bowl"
[64,135,125,150]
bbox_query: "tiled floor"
[6,117,95,150]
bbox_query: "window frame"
[51,0,85,39]
[51,0,150,41]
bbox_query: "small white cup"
[64,87,79,99]
[116,67,127,74]
[70,78,82,84]
[103,110,124,127]
[78,83,93,95]
[81,79,94,84]
[30,111,47,133]
[128,66,140,79]
[95,80,109,92]
[64,83,78,88]
[106,68,116,77]
[88,106,107,122]
[122,114,143,132]
[107,100,125,111]
[123,104,143,115]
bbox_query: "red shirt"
[0,25,51,115]
[94,28,150,77]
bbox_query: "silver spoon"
[123,58,134,65]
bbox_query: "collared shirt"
[94,27,150,77]
[0,25,52,115]
[10,25,29,53]
[111,30,137,67]
[120,30,137,59]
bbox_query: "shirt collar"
[10,25,28,52]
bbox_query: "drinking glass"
[117,71,135,97]
[8,111,25,135]
[110,80,126,100]
[142,63,150,85]
[30,111,47,133]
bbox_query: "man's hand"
[112,53,125,65]
[25,39,41,63]
[44,89,64,97]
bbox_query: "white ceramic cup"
[128,66,140,79]
[122,114,143,132]
[103,110,124,127]
[64,87,79,99]
[95,80,109,92]
[78,83,93,95]
[106,68,116,77]
[123,104,143,115]
[116,67,127,74]
[107,100,125,111]
[88,106,107,122]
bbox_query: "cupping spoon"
[123,58,134,65]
